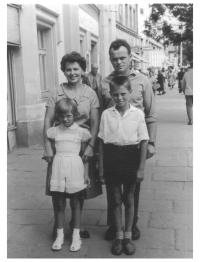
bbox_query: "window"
[37,28,48,92]
[129,6,132,29]
[118,5,123,23]
[7,47,16,128]
[125,4,128,26]
[37,22,56,98]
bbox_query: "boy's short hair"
[55,98,79,120]
[109,39,131,56]
[109,75,132,93]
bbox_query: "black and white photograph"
[4,0,197,259]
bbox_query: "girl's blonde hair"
[55,98,79,121]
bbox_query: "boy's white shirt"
[98,104,149,146]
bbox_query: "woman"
[43,51,102,239]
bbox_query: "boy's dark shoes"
[111,239,123,255]
[105,226,115,241]
[132,226,140,240]
[123,238,136,255]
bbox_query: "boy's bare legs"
[110,184,123,255]
[123,182,136,255]
[123,183,136,233]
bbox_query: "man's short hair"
[109,39,131,56]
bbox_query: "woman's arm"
[82,108,99,161]
[43,107,55,159]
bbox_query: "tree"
[143,4,193,63]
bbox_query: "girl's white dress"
[47,123,91,194]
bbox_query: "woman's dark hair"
[60,51,86,72]
[55,97,79,121]
[109,39,131,56]
[109,75,132,93]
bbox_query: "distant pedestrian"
[86,64,103,108]
[149,70,158,95]
[167,66,176,89]
[46,98,91,252]
[157,69,165,95]
[182,62,193,125]
[177,67,185,93]
[98,75,149,255]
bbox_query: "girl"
[98,76,149,256]
[46,97,91,252]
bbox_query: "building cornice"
[7,4,21,9]
[116,21,140,39]
[35,4,59,17]
[88,4,100,15]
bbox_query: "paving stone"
[139,199,173,212]
[145,248,192,258]
[152,166,189,182]
[145,180,184,191]
[7,224,24,241]
[188,150,193,167]
[173,200,193,214]
[183,181,193,190]
[175,227,193,251]
[155,149,188,167]
[154,188,192,201]
[139,188,155,200]
[8,209,53,225]
[137,228,175,250]
[83,195,107,210]
[81,210,103,226]
[149,212,192,229]
[187,167,193,181]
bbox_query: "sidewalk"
[7,87,193,258]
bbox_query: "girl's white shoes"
[70,237,82,252]
[52,229,64,251]
[70,228,82,252]
[51,228,82,252]
[52,235,64,251]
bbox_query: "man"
[181,62,193,125]
[101,39,157,241]
[86,64,102,108]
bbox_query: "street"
[7,85,193,258]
